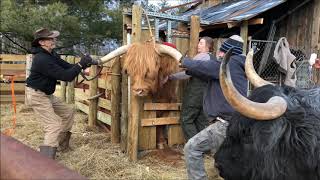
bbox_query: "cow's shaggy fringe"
[215,85,320,180]
[123,42,179,100]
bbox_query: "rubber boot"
[58,131,72,152]
[39,146,57,159]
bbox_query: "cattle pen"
[1,0,320,179]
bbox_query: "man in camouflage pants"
[180,35,248,179]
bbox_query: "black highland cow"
[214,49,320,180]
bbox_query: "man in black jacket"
[26,28,93,159]
[181,35,248,180]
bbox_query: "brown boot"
[39,146,57,159]
[58,131,72,152]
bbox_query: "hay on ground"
[0,103,222,180]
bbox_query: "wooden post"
[189,15,200,57]
[111,57,121,143]
[311,0,320,84]
[311,0,320,54]
[176,22,190,102]
[60,81,66,102]
[88,65,98,127]
[25,54,33,105]
[240,20,249,54]
[127,4,142,162]
[120,12,131,152]
[66,56,75,104]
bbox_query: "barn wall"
[277,0,319,55]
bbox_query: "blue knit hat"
[220,35,244,55]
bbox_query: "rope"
[1,74,24,136]
[142,8,161,55]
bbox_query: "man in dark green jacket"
[26,28,93,159]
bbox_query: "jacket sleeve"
[53,52,74,69]
[37,58,82,82]
[183,58,221,80]
[168,71,191,80]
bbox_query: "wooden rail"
[0,54,26,103]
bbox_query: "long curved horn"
[219,48,287,120]
[245,49,273,87]
[158,44,182,61]
[98,45,130,64]
[98,44,182,65]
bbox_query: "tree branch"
[0,32,30,53]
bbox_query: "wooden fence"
[54,56,120,127]
[0,54,27,103]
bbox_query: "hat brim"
[47,30,60,38]
[31,30,60,46]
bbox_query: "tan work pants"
[26,87,74,147]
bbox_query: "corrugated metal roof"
[185,0,286,25]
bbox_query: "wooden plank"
[88,65,98,127]
[0,83,25,91]
[144,103,181,111]
[75,88,111,110]
[111,58,121,143]
[0,54,26,62]
[168,125,185,147]
[0,64,25,75]
[82,78,111,90]
[98,97,111,110]
[138,97,156,150]
[75,101,111,125]
[240,20,248,54]
[75,88,90,100]
[127,4,142,162]
[141,117,180,127]
[0,95,25,102]
[189,15,200,57]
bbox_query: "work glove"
[79,54,93,69]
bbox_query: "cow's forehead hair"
[286,87,320,112]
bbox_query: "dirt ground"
[0,103,223,180]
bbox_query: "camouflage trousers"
[184,120,229,180]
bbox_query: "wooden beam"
[227,18,264,28]
[141,117,180,127]
[144,103,181,111]
[111,57,121,143]
[240,20,249,54]
[189,15,200,57]
[311,0,320,54]
[88,64,98,127]
[127,4,142,162]
[200,18,264,32]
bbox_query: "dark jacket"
[26,47,82,95]
[183,55,248,119]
